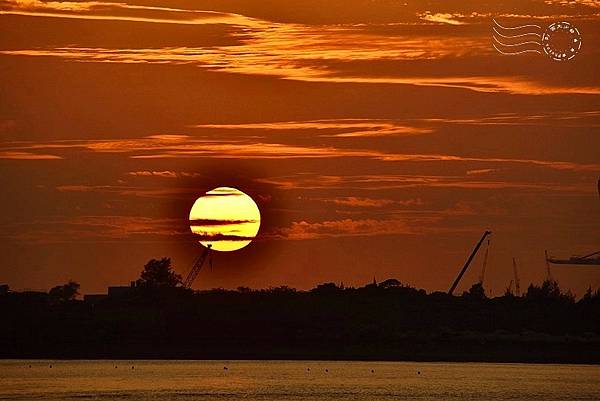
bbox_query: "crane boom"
[182,245,212,289]
[448,230,492,295]
[581,250,600,259]
[546,251,600,265]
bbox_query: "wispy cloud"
[416,111,600,127]
[543,0,600,9]
[127,170,203,178]
[269,218,418,240]
[315,196,424,208]
[194,119,433,137]
[0,0,265,27]
[256,173,596,192]
[127,170,178,178]
[3,2,599,95]
[1,215,186,243]
[0,151,62,160]
[466,168,499,176]
[56,184,196,199]
[190,219,257,226]
[4,134,599,172]
[418,12,467,25]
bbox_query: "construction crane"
[448,230,492,295]
[544,250,553,281]
[546,250,600,266]
[512,257,521,297]
[478,238,491,285]
[545,180,599,266]
[182,244,212,289]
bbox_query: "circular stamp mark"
[541,22,582,61]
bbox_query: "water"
[0,360,599,400]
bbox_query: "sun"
[189,187,261,252]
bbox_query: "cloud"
[466,168,499,175]
[256,173,596,193]
[56,184,196,199]
[2,215,187,243]
[189,219,258,226]
[194,119,433,137]
[3,134,600,173]
[543,0,600,8]
[3,5,599,95]
[269,218,418,240]
[0,151,62,160]
[316,196,424,208]
[416,111,600,127]
[128,170,178,178]
[188,233,256,242]
[328,197,396,208]
[295,75,600,95]
[419,12,467,25]
[0,0,265,27]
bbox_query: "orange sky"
[0,0,599,296]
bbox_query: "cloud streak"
[0,151,62,160]
[1,215,187,243]
[3,2,600,94]
[256,173,596,192]
[3,134,600,172]
[0,0,265,27]
[194,119,433,137]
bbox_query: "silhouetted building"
[83,294,107,305]
[107,281,137,298]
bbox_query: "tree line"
[1,257,599,363]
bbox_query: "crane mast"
[544,250,553,281]
[512,257,521,297]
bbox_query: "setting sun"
[189,187,261,252]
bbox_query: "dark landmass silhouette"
[1,259,599,363]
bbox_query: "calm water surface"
[0,360,599,400]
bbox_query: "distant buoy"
[307,368,310,371]
[224,366,228,370]
[325,369,328,372]
[371,369,375,373]
[417,371,421,375]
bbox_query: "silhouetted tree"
[266,286,296,294]
[526,279,574,303]
[380,278,402,289]
[582,286,600,304]
[0,284,9,295]
[463,282,487,301]
[136,258,181,289]
[49,281,80,302]
[312,282,342,294]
